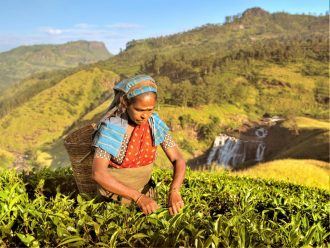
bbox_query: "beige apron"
[98,163,156,204]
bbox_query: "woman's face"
[126,93,157,125]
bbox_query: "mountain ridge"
[99,9,328,78]
[0,40,112,91]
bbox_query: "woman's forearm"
[170,158,186,191]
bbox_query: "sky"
[0,0,328,54]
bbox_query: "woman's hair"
[107,91,125,112]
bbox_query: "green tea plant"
[0,167,329,247]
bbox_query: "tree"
[156,76,172,104]
[152,55,164,75]
[198,116,221,142]
[171,80,193,107]
[225,16,232,24]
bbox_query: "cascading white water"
[218,139,245,167]
[255,142,266,161]
[216,127,268,168]
[255,127,267,162]
[255,128,268,138]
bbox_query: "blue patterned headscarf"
[93,75,169,157]
[113,74,157,99]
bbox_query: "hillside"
[0,41,112,91]
[0,8,328,177]
[0,68,119,154]
[269,117,330,161]
[93,8,328,119]
[97,8,328,75]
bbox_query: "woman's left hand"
[168,190,184,215]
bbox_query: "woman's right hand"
[135,194,159,215]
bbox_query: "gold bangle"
[135,194,143,204]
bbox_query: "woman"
[92,75,186,215]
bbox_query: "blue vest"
[93,112,169,157]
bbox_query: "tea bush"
[0,167,329,247]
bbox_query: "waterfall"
[255,127,267,162]
[255,142,266,161]
[218,139,245,167]
[255,127,268,138]
[216,127,268,168]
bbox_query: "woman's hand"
[168,190,184,215]
[135,194,159,215]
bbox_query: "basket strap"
[101,106,118,123]
[78,150,93,163]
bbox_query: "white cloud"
[44,28,63,35]
[106,23,143,29]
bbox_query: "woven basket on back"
[64,123,97,197]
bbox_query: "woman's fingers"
[172,205,178,215]
[138,195,159,215]
[168,200,184,215]
[146,202,159,214]
[168,191,184,215]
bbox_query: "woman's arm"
[92,157,159,214]
[162,145,186,215]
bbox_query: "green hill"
[0,66,85,118]
[0,68,119,154]
[0,41,111,91]
[97,8,328,76]
[93,8,328,118]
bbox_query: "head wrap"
[114,75,157,99]
[106,75,157,113]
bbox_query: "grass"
[0,149,15,169]
[260,62,318,90]
[157,103,252,126]
[203,159,330,191]
[230,159,330,191]
[294,117,330,129]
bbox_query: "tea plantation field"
[0,167,329,247]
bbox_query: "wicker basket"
[64,123,98,197]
